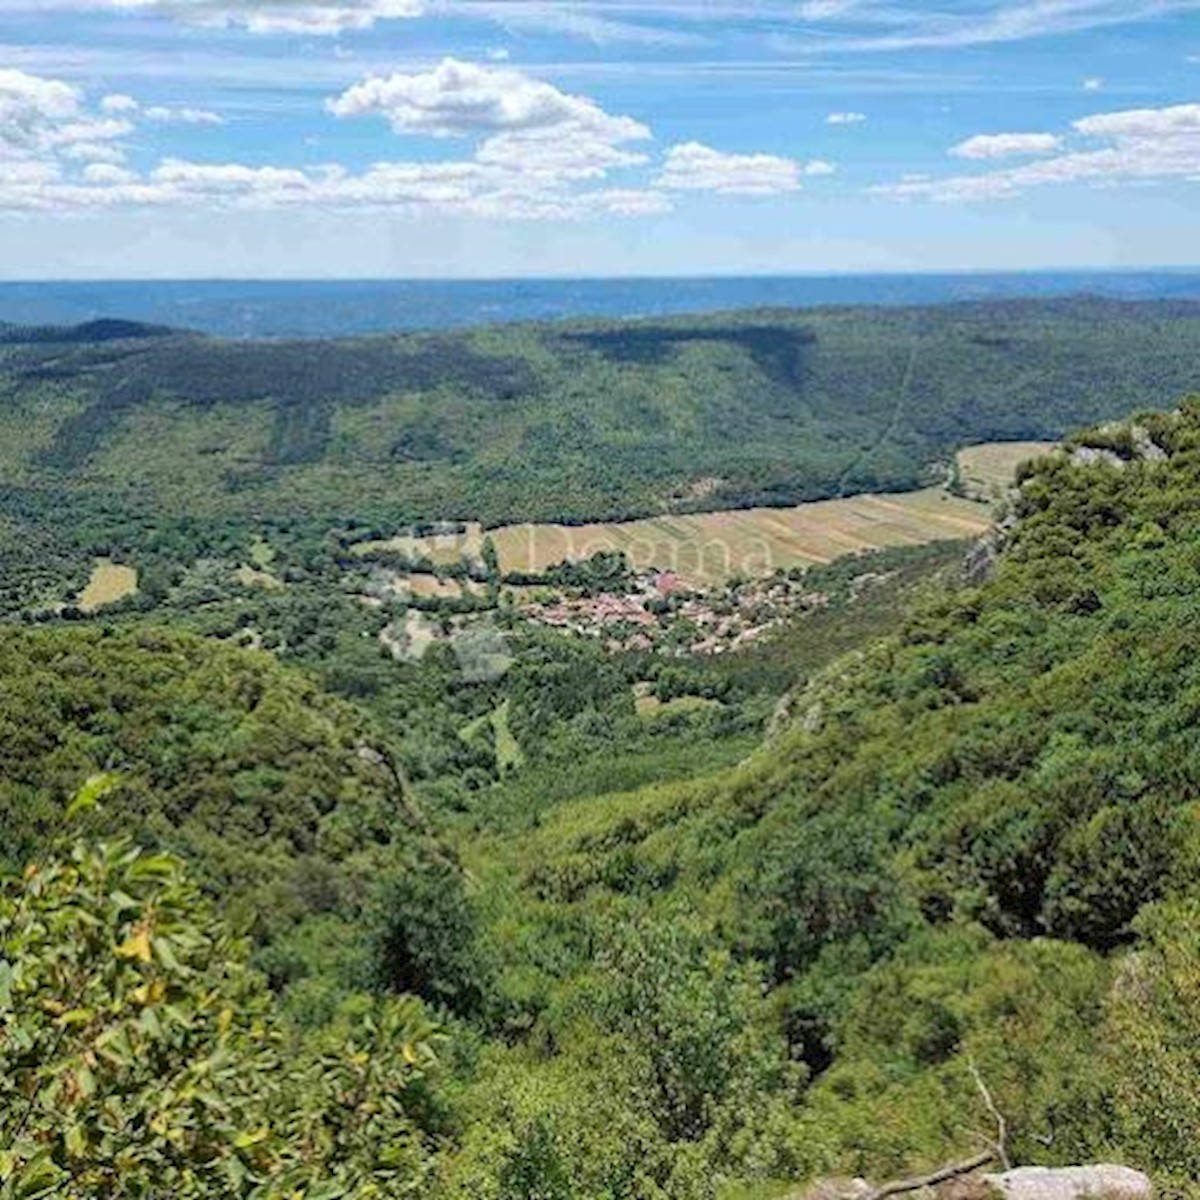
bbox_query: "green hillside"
[7,290,1200,1197]
[447,401,1200,1195]
[9,401,1200,1196]
[1,298,1198,611]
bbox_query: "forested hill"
[1,297,1197,538]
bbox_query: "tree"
[0,825,444,1198]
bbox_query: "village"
[517,568,835,655]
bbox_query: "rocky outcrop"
[1070,445,1127,470]
[981,1166,1152,1200]
[797,1165,1152,1200]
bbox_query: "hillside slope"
[449,400,1200,1196]
[0,626,483,1019]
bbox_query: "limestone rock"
[982,1165,1152,1200]
[1070,446,1127,470]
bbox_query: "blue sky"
[0,0,1197,277]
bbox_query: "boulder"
[982,1165,1152,1200]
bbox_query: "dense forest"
[1,298,1199,612]
[7,391,1200,1195]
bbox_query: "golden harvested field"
[350,442,1042,589]
[957,441,1056,499]
[490,488,993,587]
[78,559,139,612]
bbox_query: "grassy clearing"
[492,700,523,771]
[77,559,138,613]
[235,565,284,591]
[957,441,1056,500]
[354,524,485,567]
[491,487,991,587]
[406,575,485,600]
[635,693,722,719]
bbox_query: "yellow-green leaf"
[65,772,122,821]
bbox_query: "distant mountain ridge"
[0,317,180,345]
[2,271,1199,338]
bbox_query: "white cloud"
[1073,103,1200,138]
[476,127,649,180]
[100,93,139,114]
[60,141,129,164]
[82,162,134,184]
[949,131,1062,159]
[328,58,649,144]
[1083,77,1104,91]
[657,142,806,196]
[878,101,1200,202]
[774,0,1200,54]
[805,159,837,175]
[32,0,425,35]
[0,69,80,159]
[827,110,866,125]
[144,105,225,126]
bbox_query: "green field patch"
[956,440,1057,500]
[235,564,284,591]
[248,535,276,569]
[634,692,721,719]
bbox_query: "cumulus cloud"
[82,162,135,185]
[100,95,224,125]
[949,131,1063,159]
[328,58,649,145]
[0,63,813,223]
[0,69,81,159]
[657,142,808,196]
[100,93,140,115]
[877,101,1200,202]
[827,111,866,125]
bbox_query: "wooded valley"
[2,303,1200,1198]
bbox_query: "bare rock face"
[982,1165,1152,1200]
[1070,446,1127,470]
[1129,425,1168,463]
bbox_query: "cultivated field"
[490,487,993,587]
[957,441,1056,500]
[349,442,1041,588]
[78,558,139,612]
